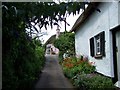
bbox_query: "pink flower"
[89,61,95,66]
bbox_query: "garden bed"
[61,56,116,90]
[72,73,116,90]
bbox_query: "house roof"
[45,32,64,45]
[70,2,100,32]
[44,34,56,45]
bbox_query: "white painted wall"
[118,2,120,24]
[75,2,119,77]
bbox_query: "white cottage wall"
[75,2,119,77]
[119,2,120,24]
[109,2,119,29]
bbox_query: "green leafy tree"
[2,2,88,33]
[54,32,75,60]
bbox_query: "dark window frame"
[90,31,105,58]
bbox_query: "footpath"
[34,55,75,89]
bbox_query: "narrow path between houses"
[34,54,75,89]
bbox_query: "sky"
[25,2,87,44]
[39,12,82,44]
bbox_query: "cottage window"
[95,34,101,55]
[90,31,105,58]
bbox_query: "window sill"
[94,55,102,58]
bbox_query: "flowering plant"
[62,56,96,78]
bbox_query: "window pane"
[96,35,101,55]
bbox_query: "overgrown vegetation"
[3,37,45,90]
[61,57,116,89]
[54,32,75,61]
[2,3,45,90]
[62,57,95,79]
[73,73,116,89]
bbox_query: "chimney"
[56,25,60,39]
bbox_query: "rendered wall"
[75,2,119,77]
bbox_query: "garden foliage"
[2,2,88,34]
[62,57,95,79]
[73,73,115,89]
[54,32,75,61]
[2,3,45,90]
[61,56,115,89]
[3,37,45,90]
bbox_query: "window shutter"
[100,31,105,56]
[90,37,94,57]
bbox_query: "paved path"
[34,55,75,89]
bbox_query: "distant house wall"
[46,44,59,55]
[75,2,119,77]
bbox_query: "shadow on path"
[34,55,75,89]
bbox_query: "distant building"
[45,26,60,55]
[46,44,59,55]
[56,25,60,39]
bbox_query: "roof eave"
[70,2,100,32]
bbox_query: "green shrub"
[3,38,45,90]
[2,3,46,89]
[54,32,75,61]
[72,73,116,89]
[62,57,96,79]
[34,46,45,74]
[61,57,116,89]
[79,61,96,74]
[63,66,79,79]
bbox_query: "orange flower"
[64,63,74,68]
[76,60,84,65]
